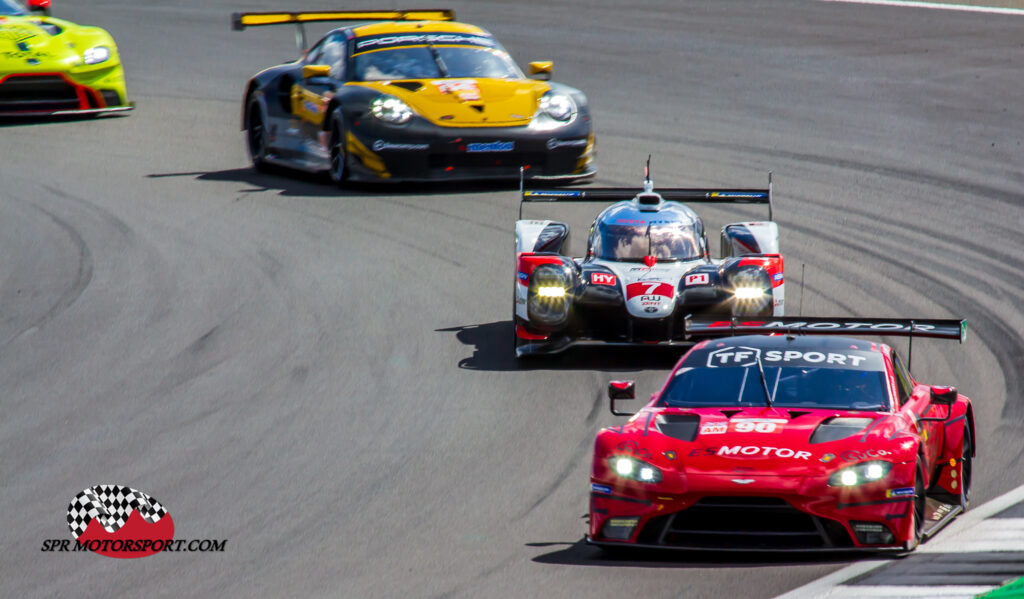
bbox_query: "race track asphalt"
[2,1,1023,597]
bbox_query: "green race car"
[0,0,132,116]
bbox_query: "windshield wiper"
[427,44,449,77]
[755,355,774,409]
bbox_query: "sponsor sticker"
[685,273,710,286]
[517,271,528,281]
[591,483,613,495]
[523,190,581,197]
[773,272,784,282]
[687,446,812,459]
[590,272,616,286]
[886,487,915,498]
[705,346,871,368]
[432,79,481,101]
[841,449,891,461]
[355,33,496,51]
[546,138,588,150]
[373,140,429,151]
[729,418,787,434]
[699,421,728,435]
[820,453,836,463]
[626,282,673,300]
[467,141,514,153]
[706,346,762,368]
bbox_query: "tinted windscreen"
[660,366,889,412]
[594,223,701,261]
[354,46,519,81]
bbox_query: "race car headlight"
[733,286,765,300]
[370,95,413,124]
[527,264,573,327]
[609,456,662,483]
[539,91,576,122]
[828,460,892,487]
[728,267,772,314]
[83,45,110,65]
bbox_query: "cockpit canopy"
[591,203,704,262]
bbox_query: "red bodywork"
[589,336,974,552]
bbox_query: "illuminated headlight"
[728,267,772,315]
[527,264,573,327]
[609,456,662,483]
[733,287,765,300]
[370,95,413,124]
[83,46,110,65]
[828,460,892,487]
[539,91,576,122]
[536,286,566,298]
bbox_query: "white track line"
[821,0,1024,16]
[794,586,996,599]
[774,483,1024,599]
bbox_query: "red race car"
[589,317,973,553]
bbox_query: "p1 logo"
[66,485,174,558]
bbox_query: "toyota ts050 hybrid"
[590,317,973,553]
[0,0,132,116]
[232,9,594,184]
[514,168,783,357]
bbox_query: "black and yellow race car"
[232,10,595,184]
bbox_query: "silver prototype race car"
[513,164,785,357]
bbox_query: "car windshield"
[594,222,702,262]
[0,0,27,15]
[354,46,520,81]
[660,366,890,411]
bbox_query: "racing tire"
[904,460,927,552]
[247,101,269,173]
[328,112,348,188]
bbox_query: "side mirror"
[920,385,957,421]
[302,64,331,80]
[28,0,50,13]
[930,385,957,406]
[608,380,635,416]
[528,61,552,81]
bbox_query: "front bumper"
[345,114,595,182]
[588,475,917,552]
[0,70,131,117]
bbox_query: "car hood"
[603,407,916,478]
[348,78,551,127]
[0,16,114,73]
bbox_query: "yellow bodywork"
[347,77,550,127]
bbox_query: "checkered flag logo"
[66,485,169,539]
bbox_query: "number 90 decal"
[730,418,787,434]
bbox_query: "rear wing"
[684,316,967,342]
[231,9,455,51]
[519,185,772,220]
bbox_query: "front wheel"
[328,112,348,187]
[246,101,269,173]
[904,460,926,552]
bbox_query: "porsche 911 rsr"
[514,169,783,357]
[590,317,974,553]
[232,10,594,184]
[0,0,132,116]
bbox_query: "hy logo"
[67,484,174,558]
